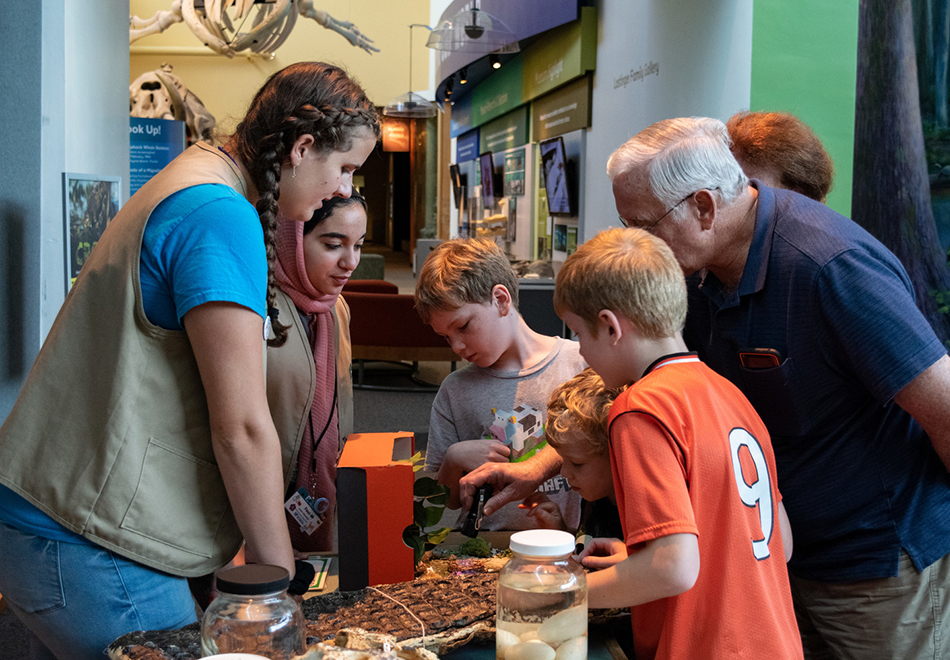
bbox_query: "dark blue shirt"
[684,182,950,581]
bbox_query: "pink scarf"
[275,219,339,552]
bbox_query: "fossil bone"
[130,0,378,57]
[130,63,216,145]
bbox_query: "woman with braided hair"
[0,62,378,659]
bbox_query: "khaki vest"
[266,290,354,469]
[0,143,309,577]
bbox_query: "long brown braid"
[231,62,380,346]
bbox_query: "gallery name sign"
[613,61,660,89]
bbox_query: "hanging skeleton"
[130,0,378,57]
[130,64,217,146]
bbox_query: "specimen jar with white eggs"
[496,530,588,660]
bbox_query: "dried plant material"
[304,572,497,655]
[294,630,440,660]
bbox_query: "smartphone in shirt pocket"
[739,347,782,370]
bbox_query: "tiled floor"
[361,243,417,294]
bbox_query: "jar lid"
[509,529,576,557]
[215,564,290,595]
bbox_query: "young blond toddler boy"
[535,367,625,545]
[554,227,801,660]
[415,238,584,531]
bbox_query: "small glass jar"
[200,564,306,660]
[496,530,588,660]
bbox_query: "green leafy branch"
[400,452,451,564]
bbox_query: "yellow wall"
[130,0,431,134]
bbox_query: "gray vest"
[0,143,308,577]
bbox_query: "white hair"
[607,117,748,219]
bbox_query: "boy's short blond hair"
[414,238,519,324]
[546,368,624,456]
[554,227,686,339]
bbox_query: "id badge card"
[284,487,329,536]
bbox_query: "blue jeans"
[0,520,198,660]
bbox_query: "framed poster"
[504,148,526,197]
[63,173,122,292]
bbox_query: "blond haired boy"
[415,238,584,531]
[555,227,801,660]
[543,368,625,546]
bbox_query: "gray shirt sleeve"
[425,384,460,472]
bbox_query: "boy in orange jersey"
[554,227,802,660]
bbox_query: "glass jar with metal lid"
[496,530,588,660]
[200,564,306,660]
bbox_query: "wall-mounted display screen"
[449,163,465,208]
[539,136,572,216]
[479,152,495,208]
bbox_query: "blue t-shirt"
[684,182,950,581]
[0,184,266,543]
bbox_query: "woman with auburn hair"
[727,110,834,203]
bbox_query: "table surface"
[304,531,515,599]
[304,531,630,660]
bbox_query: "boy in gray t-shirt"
[416,239,584,531]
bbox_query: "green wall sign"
[531,75,591,141]
[522,6,597,101]
[479,105,530,154]
[471,58,524,127]
[466,6,597,130]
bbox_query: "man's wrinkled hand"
[459,459,547,516]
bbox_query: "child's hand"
[443,439,511,473]
[575,537,627,569]
[519,492,566,530]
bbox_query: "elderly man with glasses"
[607,116,950,660]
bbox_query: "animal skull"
[130,64,217,145]
[130,0,378,57]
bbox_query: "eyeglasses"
[619,187,719,230]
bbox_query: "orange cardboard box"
[336,432,415,590]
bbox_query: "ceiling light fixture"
[383,23,438,119]
[490,53,501,69]
[425,2,520,54]
[459,67,468,84]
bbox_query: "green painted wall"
[750,0,859,216]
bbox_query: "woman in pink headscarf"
[268,192,366,553]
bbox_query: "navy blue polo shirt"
[684,182,950,581]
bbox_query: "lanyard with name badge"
[284,365,337,536]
